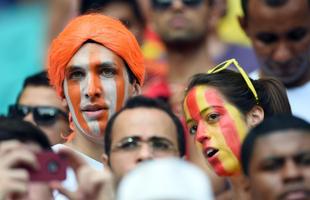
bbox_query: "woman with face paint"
[47,14,144,197]
[183,59,292,200]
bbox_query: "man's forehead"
[253,130,310,157]
[248,0,310,21]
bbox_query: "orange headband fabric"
[47,14,145,97]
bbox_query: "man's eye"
[119,141,139,150]
[261,159,283,172]
[296,153,310,166]
[207,113,220,122]
[68,70,85,80]
[152,140,171,151]
[100,68,116,78]
[256,33,278,44]
[189,125,197,135]
[287,28,307,42]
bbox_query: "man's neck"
[165,38,213,84]
[66,130,103,162]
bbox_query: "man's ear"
[246,105,264,128]
[240,174,251,197]
[131,81,141,96]
[101,153,109,166]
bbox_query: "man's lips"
[81,104,108,119]
[280,189,309,200]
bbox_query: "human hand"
[51,147,115,200]
[0,140,39,200]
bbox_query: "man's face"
[183,85,248,176]
[19,86,69,145]
[247,131,310,200]
[108,107,180,182]
[64,42,132,144]
[151,0,211,46]
[100,2,144,45]
[242,0,310,87]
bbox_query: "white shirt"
[250,70,310,122]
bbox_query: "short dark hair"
[79,0,146,27]
[185,69,292,117]
[16,70,51,103]
[241,0,310,18]
[0,116,52,150]
[241,115,310,176]
[104,96,186,157]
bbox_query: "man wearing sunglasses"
[239,0,310,122]
[8,71,70,145]
[102,96,186,184]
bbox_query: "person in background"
[8,71,70,145]
[241,115,310,200]
[239,0,310,122]
[102,96,186,184]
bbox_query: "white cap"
[117,158,214,200]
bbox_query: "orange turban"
[47,14,145,97]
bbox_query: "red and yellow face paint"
[183,85,248,176]
[63,43,131,144]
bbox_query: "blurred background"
[0,0,250,115]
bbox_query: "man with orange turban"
[47,13,144,197]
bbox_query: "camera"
[29,151,68,182]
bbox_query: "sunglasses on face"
[208,58,259,104]
[8,104,68,126]
[152,0,203,9]
[112,136,177,155]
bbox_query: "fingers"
[1,148,38,170]
[56,147,87,172]
[50,181,79,200]
[77,166,115,200]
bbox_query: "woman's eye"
[207,113,220,122]
[101,68,116,78]
[189,125,198,135]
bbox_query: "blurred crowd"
[0,0,309,200]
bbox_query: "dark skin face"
[240,0,310,88]
[246,131,310,200]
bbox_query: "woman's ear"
[246,105,264,128]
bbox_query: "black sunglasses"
[152,0,203,9]
[8,104,68,126]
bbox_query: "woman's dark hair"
[185,69,292,116]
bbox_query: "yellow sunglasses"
[207,58,259,104]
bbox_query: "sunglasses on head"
[208,58,259,104]
[8,104,68,126]
[152,0,203,9]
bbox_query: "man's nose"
[273,42,293,63]
[85,74,102,98]
[171,0,185,10]
[196,121,210,144]
[136,143,153,163]
[23,112,36,125]
[282,159,303,184]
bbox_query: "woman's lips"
[204,147,219,158]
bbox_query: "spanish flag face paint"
[63,43,131,143]
[183,85,248,176]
